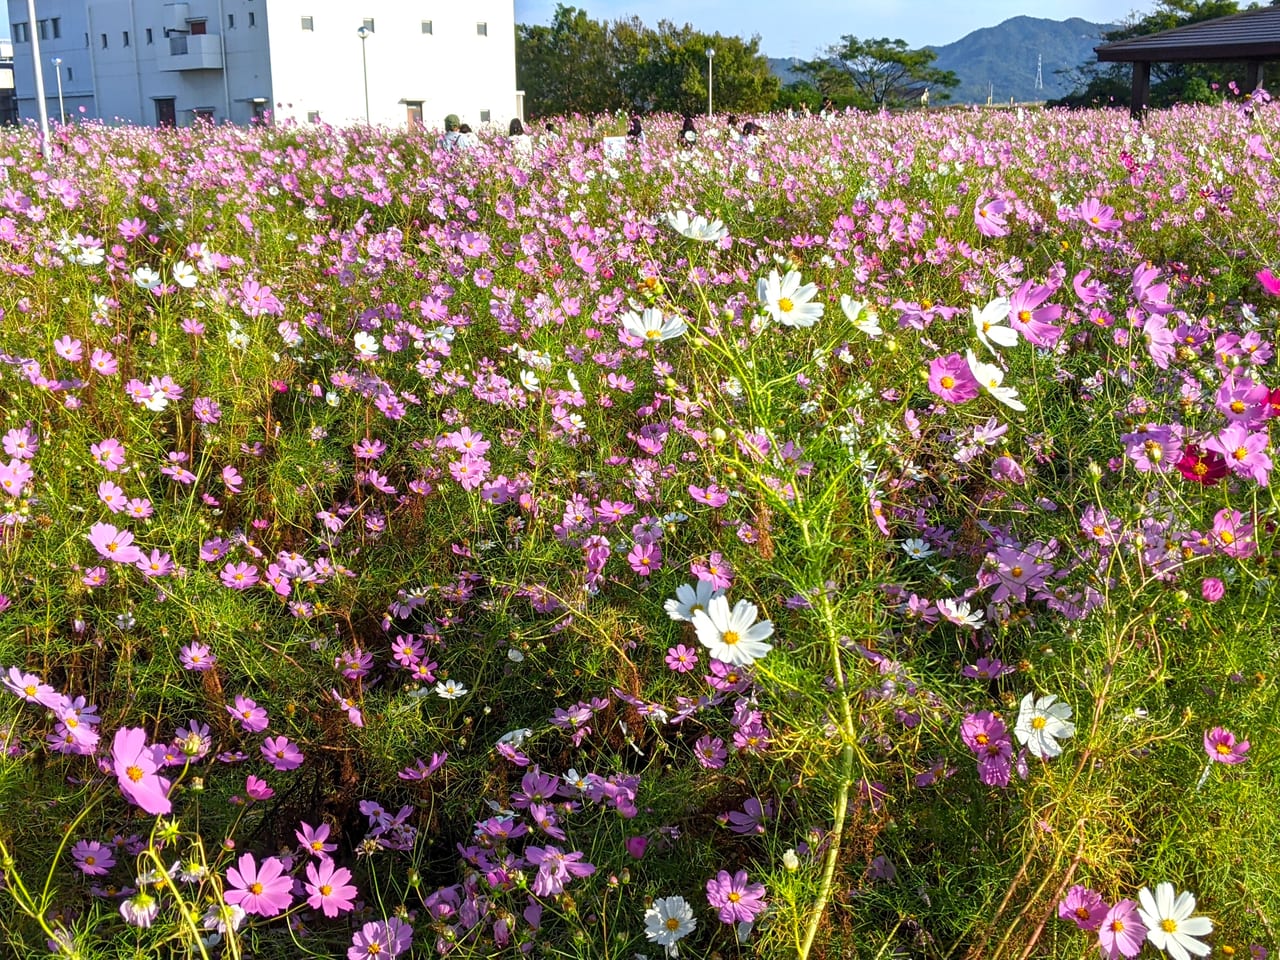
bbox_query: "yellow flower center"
[1092,525,1106,537]
[728,892,741,903]
[1031,717,1046,730]
[1111,920,1125,933]
[1011,566,1023,578]
[1233,446,1248,461]
[1230,400,1246,413]
[645,329,661,339]
[320,884,332,896]
[1161,919,1178,933]
[85,856,96,865]
[126,765,145,782]
[778,297,794,313]
[940,375,955,389]
[722,630,741,646]
[1193,461,1208,476]
[665,917,682,931]
[1220,531,1235,545]
[1076,907,1091,920]
[1018,310,1031,323]
[975,733,989,745]
[23,684,36,696]
[250,882,263,895]
[1216,742,1231,755]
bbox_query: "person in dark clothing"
[627,114,644,139]
[679,114,697,148]
[509,118,525,136]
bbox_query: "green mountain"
[926,16,1114,103]
[770,17,1113,105]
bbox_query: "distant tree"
[1053,0,1249,109]
[797,37,959,110]
[516,5,620,117]
[517,5,780,118]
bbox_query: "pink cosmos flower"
[244,775,275,800]
[1007,281,1063,347]
[974,197,1009,238]
[1210,508,1256,559]
[1098,899,1147,960]
[71,839,116,876]
[1078,198,1122,231]
[1204,424,1272,485]
[1258,268,1280,296]
[89,349,118,376]
[88,523,142,565]
[928,353,980,404]
[1203,726,1249,764]
[1200,578,1224,603]
[228,695,270,733]
[304,858,358,917]
[53,336,83,361]
[224,853,294,917]
[4,667,63,708]
[220,561,260,590]
[349,918,413,960]
[261,735,305,771]
[111,727,172,815]
[296,821,338,858]
[706,868,768,924]
[666,644,699,673]
[627,541,661,575]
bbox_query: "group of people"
[439,111,762,154]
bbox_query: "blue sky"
[513,0,1157,56]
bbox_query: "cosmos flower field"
[0,100,1277,959]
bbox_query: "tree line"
[515,4,959,118]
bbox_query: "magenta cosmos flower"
[1203,727,1249,764]
[111,727,171,815]
[224,853,294,917]
[304,858,358,917]
[928,353,980,404]
[706,869,768,924]
[1058,885,1108,931]
[974,197,1009,237]
[1098,899,1148,960]
[227,695,270,733]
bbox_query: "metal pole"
[358,29,370,125]
[53,59,64,124]
[706,49,714,118]
[27,0,52,160]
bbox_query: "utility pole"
[27,0,52,161]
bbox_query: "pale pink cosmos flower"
[1203,727,1249,764]
[111,727,172,815]
[224,853,293,917]
[88,523,142,564]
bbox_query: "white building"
[6,1,519,129]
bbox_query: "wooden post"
[1130,61,1151,120]
[1245,61,1264,92]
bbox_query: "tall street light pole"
[52,57,64,124]
[357,25,370,125]
[706,48,715,119]
[27,0,52,160]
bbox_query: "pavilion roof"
[1095,6,1280,63]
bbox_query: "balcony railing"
[158,32,223,71]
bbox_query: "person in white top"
[508,118,533,154]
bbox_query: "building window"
[301,16,314,31]
[122,30,130,46]
[52,18,61,38]
[362,18,375,32]
[146,28,153,44]
[190,20,207,35]
[248,12,255,27]
[38,19,48,40]
[227,13,234,28]
[101,33,108,48]
[477,21,488,36]
[13,22,28,44]
[480,110,491,122]
[193,108,215,123]
[421,20,433,34]
[66,66,74,80]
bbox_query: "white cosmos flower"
[757,269,824,328]
[965,349,1027,411]
[936,597,984,630]
[1013,692,1076,758]
[664,210,728,243]
[520,369,540,392]
[645,895,697,956]
[692,595,774,666]
[142,390,170,412]
[973,296,1017,352]
[132,266,162,290]
[841,295,882,338]
[901,538,934,559]
[171,261,198,289]
[1136,883,1213,960]
[621,307,687,343]
[434,679,468,700]
[663,580,725,622]
[353,332,379,357]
